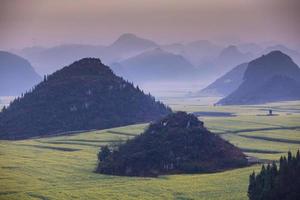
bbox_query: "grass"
[0,100,299,199]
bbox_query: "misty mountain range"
[2,33,300,104]
[14,33,300,78]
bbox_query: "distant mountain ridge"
[109,33,158,53]
[16,34,300,84]
[0,51,41,96]
[111,48,199,83]
[18,33,158,75]
[0,58,171,140]
[216,45,253,72]
[218,51,300,105]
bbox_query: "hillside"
[218,51,300,105]
[0,58,171,140]
[112,48,198,83]
[197,63,248,97]
[96,112,248,177]
[0,51,41,96]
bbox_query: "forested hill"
[96,112,248,177]
[0,58,171,140]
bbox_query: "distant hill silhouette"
[237,43,263,55]
[107,33,158,58]
[217,45,253,72]
[18,33,158,75]
[96,112,248,177]
[161,41,223,77]
[0,58,171,140]
[0,51,41,96]
[20,44,105,75]
[112,48,198,83]
[197,63,248,97]
[183,40,223,67]
[218,51,300,105]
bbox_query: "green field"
[0,99,300,200]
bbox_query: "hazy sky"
[1,0,299,50]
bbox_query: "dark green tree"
[248,171,256,200]
[248,150,300,200]
[1,106,6,112]
[98,146,111,162]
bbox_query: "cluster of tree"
[0,58,171,140]
[248,151,300,200]
[96,112,248,177]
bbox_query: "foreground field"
[0,100,299,200]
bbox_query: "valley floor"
[0,99,300,200]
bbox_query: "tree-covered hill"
[0,58,171,140]
[96,112,248,177]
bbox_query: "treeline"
[248,151,300,200]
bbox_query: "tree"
[248,151,300,200]
[248,172,256,200]
[1,106,6,112]
[98,146,111,162]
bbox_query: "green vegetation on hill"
[0,58,171,140]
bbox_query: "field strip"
[221,118,285,128]
[53,139,129,143]
[0,191,18,196]
[38,141,104,147]
[29,129,98,139]
[237,135,300,144]
[17,144,81,151]
[222,126,300,134]
[260,109,300,113]
[241,148,285,154]
[27,192,50,200]
[106,130,137,136]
